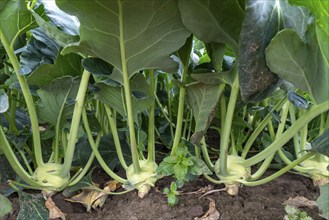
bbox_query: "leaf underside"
[56,0,190,77]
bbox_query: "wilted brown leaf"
[45,197,66,220]
[194,198,220,220]
[283,196,317,209]
[65,180,121,212]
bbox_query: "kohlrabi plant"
[54,0,192,197]
[0,0,95,193]
[176,0,329,195]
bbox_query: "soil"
[2,168,325,220]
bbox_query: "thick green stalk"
[250,102,290,180]
[200,137,214,170]
[7,89,19,134]
[230,133,237,156]
[219,75,239,177]
[324,112,329,130]
[170,85,186,154]
[187,110,193,140]
[165,76,175,139]
[118,0,140,173]
[61,130,68,156]
[276,102,290,136]
[182,110,190,140]
[68,133,100,186]
[82,108,127,183]
[55,83,75,163]
[170,35,193,154]
[243,100,329,167]
[147,70,156,161]
[18,150,34,175]
[0,127,40,187]
[241,97,287,158]
[277,148,311,173]
[289,104,302,156]
[299,122,308,154]
[155,94,175,130]
[250,155,275,180]
[242,152,315,186]
[0,27,43,166]
[220,94,227,134]
[3,112,18,134]
[61,70,91,176]
[319,113,326,135]
[104,106,128,170]
[203,174,223,184]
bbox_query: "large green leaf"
[266,0,329,104]
[266,29,329,103]
[39,0,79,36]
[0,0,41,46]
[29,0,79,47]
[19,28,60,75]
[27,53,82,86]
[0,193,12,218]
[17,191,48,220]
[238,0,309,102]
[0,90,8,113]
[94,73,153,121]
[56,0,190,77]
[311,129,329,157]
[36,76,80,127]
[62,169,99,197]
[289,0,329,64]
[317,184,329,219]
[186,83,221,133]
[178,0,244,53]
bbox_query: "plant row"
[0,0,328,217]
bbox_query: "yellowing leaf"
[194,198,220,220]
[45,197,66,220]
[65,180,121,212]
[283,196,317,209]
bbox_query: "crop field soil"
[2,169,323,220]
[1,1,328,219]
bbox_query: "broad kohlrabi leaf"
[0,108,31,131]
[27,53,82,86]
[62,169,99,197]
[266,29,329,103]
[0,1,8,11]
[317,184,329,219]
[311,129,329,157]
[287,90,309,109]
[36,76,80,127]
[39,0,79,36]
[17,191,48,220]
[190,63,236,86]
[0,91,8,113]
[94,84,152,122]
[238,0,309,102]
[186,83,220,133]
[82,57,114,77]
[289,0,329,64]
[29,1,79,47]
[0,0,42,46]
[0,193,12,218]
[266,0,329,104]
[0,155,16,184]
[19,28,60,75]
[56,0,190,77]
[178,0,244,53]
[73,133,131,170]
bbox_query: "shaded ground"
[3,169,324,220]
